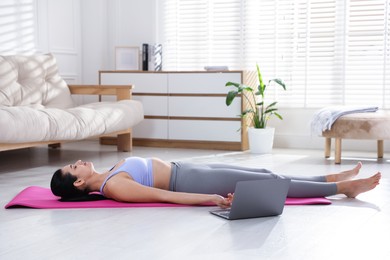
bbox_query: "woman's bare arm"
[103,178,231,208]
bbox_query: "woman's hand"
[213,193,234,209]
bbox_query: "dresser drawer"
[168,120,241,141]
[169,96,240,118]
[133,95,168,116]
[100,73,168,93]
[168,73,242,94]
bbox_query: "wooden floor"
[1,141,389,260]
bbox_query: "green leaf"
[265,108,278,114]
[270,78,286,90]
[256,64,265,97]
[274,112,283,120]
[226,90,238,105]
[242,109,255,115]
[242,86,254,92]
[266,101,277,109]
[225,81,240,88]
[226,82,254,94]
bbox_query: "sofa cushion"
[0,53,74,108]
[0,100,144,143]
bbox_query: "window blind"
[161,0,242,70]
[160,0,390,109]
[0,0,36,54]
[386,0,390,107]
[344,0,388,107]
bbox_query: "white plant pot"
[248,127,275,154]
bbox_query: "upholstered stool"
[322,110,390,164]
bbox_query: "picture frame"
[115,46,140,70]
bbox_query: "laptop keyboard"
[218,210,231,218]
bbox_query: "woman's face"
[62,160,95,180]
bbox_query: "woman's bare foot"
[337,172,381,198]
[326,162,362,182]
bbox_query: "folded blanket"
[311,106,378,136]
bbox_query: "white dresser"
[99,71,252,150]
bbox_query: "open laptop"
[210,178,291,220]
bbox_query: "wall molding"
[50,50,79,56]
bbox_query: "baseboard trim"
[100,137,244,151]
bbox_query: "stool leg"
[325,138,331,158]
[378,140,384,158]
[335,138,342,164]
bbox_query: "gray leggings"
[169,162,337,197]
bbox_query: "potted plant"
[225,64,286,153]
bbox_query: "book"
[142,43,148,71]
[153,44,162,71]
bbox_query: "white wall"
[79,0,109,85]
[81,0,157,84]
[0,0,82,83]
[36,0,82,84]
[269,108,390,153]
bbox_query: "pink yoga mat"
[5,186,331,209]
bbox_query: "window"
[161,0,242,70]
[0,0,37,54]
[160,0,390,108]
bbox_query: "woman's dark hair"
[50,169,106,202]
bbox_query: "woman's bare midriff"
[151,158,172,190]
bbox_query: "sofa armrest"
[68,85,133,100]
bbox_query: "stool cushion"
[322,110,390,140]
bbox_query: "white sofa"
[0,53,144,152]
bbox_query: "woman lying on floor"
[50,157,381,208]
